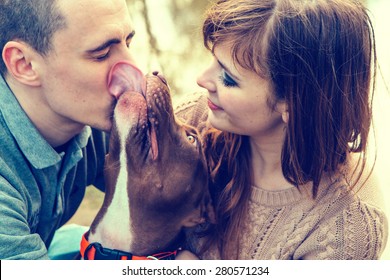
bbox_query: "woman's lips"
[208,98,223,111]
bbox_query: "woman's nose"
[197,67,216,93]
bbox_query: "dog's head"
[100,62,212,247]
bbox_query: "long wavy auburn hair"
[201,0,377,259]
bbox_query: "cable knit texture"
[175,92,388,260]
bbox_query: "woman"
[176,0,388,259]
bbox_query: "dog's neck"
[88,207,185,256]
[125,226,185,256]
[88,170,185,256]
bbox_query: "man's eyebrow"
[217,59,241,82]
[87,30,136,53]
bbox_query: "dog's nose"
[152,71,168,86]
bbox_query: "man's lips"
[207,98,223,111]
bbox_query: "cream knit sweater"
[175,92,388,260]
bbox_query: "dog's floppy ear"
[202,192,216,224]
[181,212,205,228]
[107,61,145,99]
[181,193,215,228]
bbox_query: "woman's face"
[197,44,288,140]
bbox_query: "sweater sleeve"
[294,200,388,260]
[174,92,210,135]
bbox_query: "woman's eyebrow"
[217,59,241,82]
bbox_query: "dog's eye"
[187,135,197,146]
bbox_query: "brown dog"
[80,62,212,260]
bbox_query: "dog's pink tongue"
[150,126,158,160]
[108,61,146,99]
[108,61,159,160]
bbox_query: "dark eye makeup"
[219,70,238,87]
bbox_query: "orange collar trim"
[80,232,178,260]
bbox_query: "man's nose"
[122,51,137,66]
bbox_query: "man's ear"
[2,41,42,86]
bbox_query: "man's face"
[37,0,135,132]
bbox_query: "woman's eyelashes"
[219,70,238,87]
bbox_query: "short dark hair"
[0,0,66,76]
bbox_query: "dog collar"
[80,232,179,260]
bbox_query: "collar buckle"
[85,242,132,260]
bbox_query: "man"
[0,0,136,259]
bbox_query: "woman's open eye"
[187,134,198,146]
[219,70,238,87]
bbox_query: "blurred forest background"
[126,0,210,97]
[68,0,390,259]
